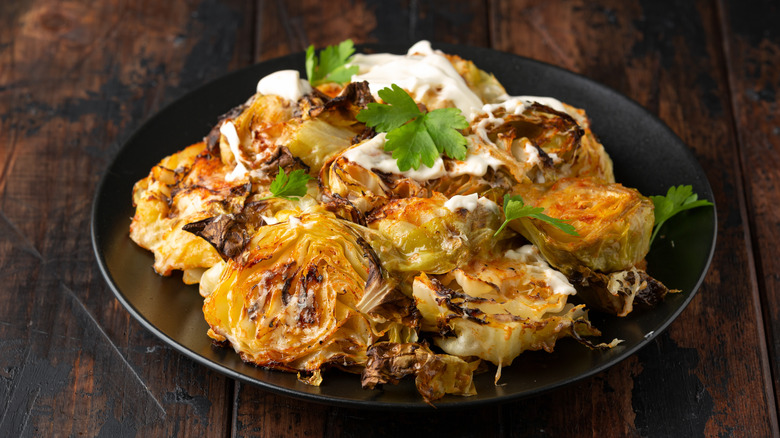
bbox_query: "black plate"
[91,44,716,410]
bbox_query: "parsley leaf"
[494,194,578,237]
[356,84,469,171]
[365,84,422,132]
[424,107,469,161]
[386,117,440,170]
[260,167,312,201]
[305,40,359,86]
[649,185,713,245]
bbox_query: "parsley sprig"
[649,185,713,245]
[356,84,469,171]
[494,194,578,237]
[305,40,359,86]
[259,167,312,201]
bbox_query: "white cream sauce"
[350,41,483,113]
[469,98,527,148]
[519,140,543,167]
[448,145,505,177]
[261,214,279,225]
[443,193,499,213]
[341,133,447,181]
[504,245,576,295]
[516,95,567,113]
[256,70,312,102]
[444,194,479,212]
[220,121,248,182]
[469,95,582,147]
[503,94,586,124]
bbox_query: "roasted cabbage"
[361,342,479,404]
[130,142,241,280]
[128,40,673,403]
[569,265,671,317]
[367,194,507,275]
[202,213,410,372]
[510,177,654,275]
[412,246,601,370]
[465,100,614,185]
[288,81,375,173]
[320,135,429,215]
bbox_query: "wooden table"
[1,0,778,436]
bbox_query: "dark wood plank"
[363,0,490,48]
[232,383,503,438]
[0,0,256,435]
[718,0,780,420]
[254,0,489,63]
[1,0,775,435]
[489,0,776,436]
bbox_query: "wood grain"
[718,0,780,422]
[0,0,255,435]
[0,0,778,436]
[253,0,489,64]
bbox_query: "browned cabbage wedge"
[366,194,506,275]
[361,342,479,404]
[218,94,297,172]
[130,142,246,279]
[412,247,601,368]
[319,141,429,214]
[567,121,615,183]
[426,141,527,200]
[468,102,582,183]
[286,82,376,174]
[184,193,349,266]
[500,103,583,163]
[465,100,614,185]
[247,146,311,185]
[286,119,356,173]
[569,266,671,317]
[202,213,409,373]
[322,133,522,215]
[426,167,515,200]
[528,101,615,183]
[511,177,654,275]
[306,81,376,127]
